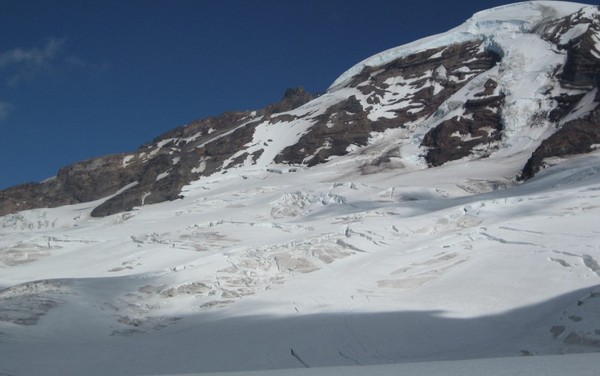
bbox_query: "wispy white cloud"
[0,38,109,122]
[0,38,65,68]
[0,38,67,85]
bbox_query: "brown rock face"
[276,41,502,167]
[0,153,141,215]
[422,88,505,167]
[0,90,312,218]
[265,87,315,114]
[521,10,600,180]
[274,95,374,166]
[521,95,600,180]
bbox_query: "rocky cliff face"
[1,2,599,217]
[521,5,600,179]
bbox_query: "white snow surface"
[330,1,591,90]
[2,2,600,375]
[188,353,600,376]
[2,148,600,375]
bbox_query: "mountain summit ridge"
[1,1,599,217]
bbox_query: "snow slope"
[1,148,600,375]
[330,1,588,89]
[1,2,600,375]
[190,353,600,376]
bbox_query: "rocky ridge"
[1,2,599,217]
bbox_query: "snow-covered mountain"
[2,2,600,218]
[1,2,600,375]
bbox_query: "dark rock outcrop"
[521,92,600,180]
[277,41,502,167]
[265,87,315,114]
[0,88,312,218]
[521,10,600,179]
[422,92,505,166]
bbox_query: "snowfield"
[1,150,600,375]
[1,1,600,375]
[192,353,600,376]
[330,1,588,90]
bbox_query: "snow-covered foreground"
[195,353,600,376]
[1,149,600,375]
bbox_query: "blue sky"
[0,0,514,189]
